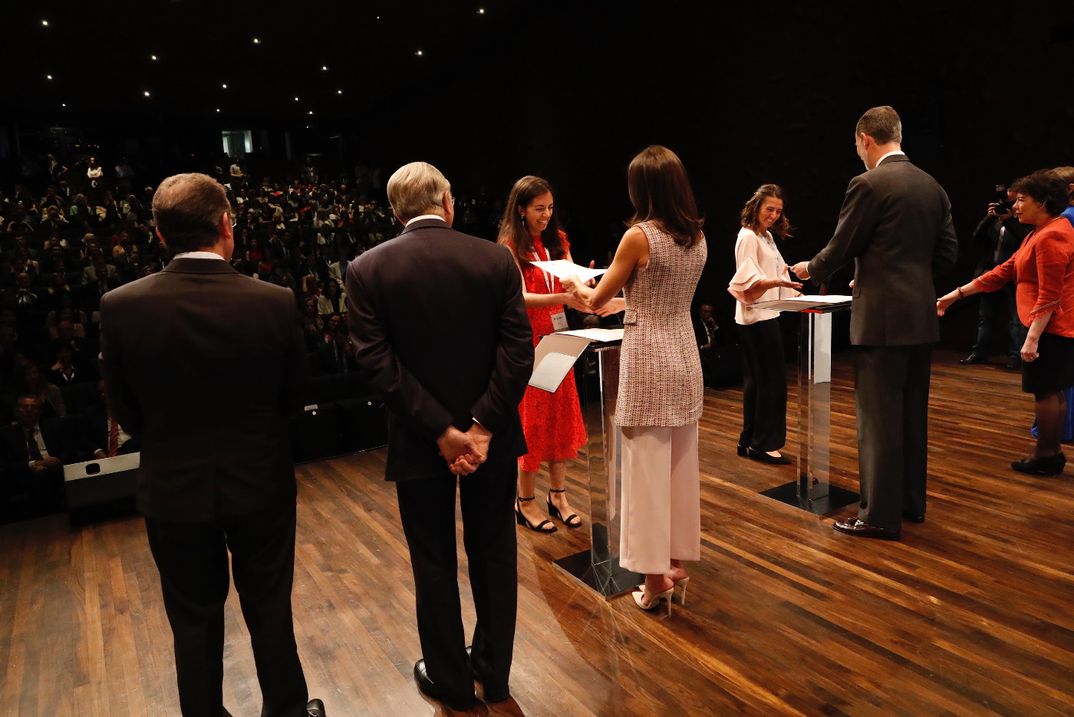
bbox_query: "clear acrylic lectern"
[553,338,642,598]
[758,300,859,515]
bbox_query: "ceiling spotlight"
[375,15,380,20]
[46,74,53,80]
[336,89,343,95]
[308,110,314,115]
[61,103,67,108]
[41,19,49,27]
[252,37,261,44]
[143,90,151,98]
[293,96,300,102]
[478,7,486,14]
[215,108,221,113]
[415,49,424,57]
[150,54,158,61]
[221,83,228,89]
[321,65,328,71]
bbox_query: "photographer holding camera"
[960,185,1032,369]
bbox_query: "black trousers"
[738,318,787,452]
[854,345,932,530]
[145,502,308,717]
[395,457,518,698]
[972,283,1023,358]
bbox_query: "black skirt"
[1022,331,1074,394]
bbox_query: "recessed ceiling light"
[150,54,158,61]
[336,89,343,95]
[143,90,151,98]
[46,74,53,80]
[41,19,49,27]
[294,96,300,102]
[252,37,261,44]
[415,49,423,57]
[321,65,328,71]
[215,108,221,113]
[61,103,67,108]
[221,83,228,89]
[308,110,314,115]
[478,7,486,14]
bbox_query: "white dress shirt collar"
[173,250,226,260]
[874,150,906,168]
[405,214,446,227]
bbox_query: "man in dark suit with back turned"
[99,173,325,717]
[346,162,532,710]
[792,106,958,540]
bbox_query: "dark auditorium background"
[3,1,1074,350]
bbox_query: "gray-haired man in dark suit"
[792,106,958,539]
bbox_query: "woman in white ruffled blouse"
[727,184,801,464]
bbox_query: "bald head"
[151,173,232,254]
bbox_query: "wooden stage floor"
[2,350,1073,716]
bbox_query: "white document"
[751,294,852,312]
[557,328,625,343]
[529,333,593,392]
[531,260,607,283]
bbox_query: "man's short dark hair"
[1011,170,1070,216]
[855,105,903,144]
[151,173,231,254]
[1050,166,1074,202]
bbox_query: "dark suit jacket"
[100,258,307,521]
[0,417,83,476]
[807,155,958,346]
[345,218,533,481]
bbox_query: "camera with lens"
[991,184,1013,216]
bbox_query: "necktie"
[26,429,43,460]
[107,418,120,457]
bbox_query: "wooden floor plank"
[2,350,1073,716]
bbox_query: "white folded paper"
[557,328,625,343]
[751,294,852,312]
[531,260,607,283]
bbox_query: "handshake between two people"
[437,422,493,476]
[560,273,626,317]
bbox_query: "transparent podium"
[552,337,643,598]
[757,298,859,515]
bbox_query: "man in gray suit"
[792,106,958,540]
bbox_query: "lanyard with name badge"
[532,244,569,332]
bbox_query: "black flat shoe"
[833,517,900,540]
[413,659,478,711]
[746,447,792,465]
[547,488,582,528]
[736,444,748,457]
[959,352,988,365]
[306,698,327,717]
[1011,453,1066,476]
[515,496,557,533]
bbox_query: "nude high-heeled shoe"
[632,586,674,616]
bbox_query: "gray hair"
[386,162,451,222]
[855,105,902,145]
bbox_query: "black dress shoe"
[465,646,510,703]
[1011,453,1066,476]
[833,517,900,540]
[746,447,792,465]
[902,512,925,523]
[413,659,478,710]
[959,352,987,365]
[306,698,326,717]
[736,444,748,457]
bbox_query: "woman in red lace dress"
[498,176,588,533]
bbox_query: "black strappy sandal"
[547,488,582,529]
[515,496,557,533]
